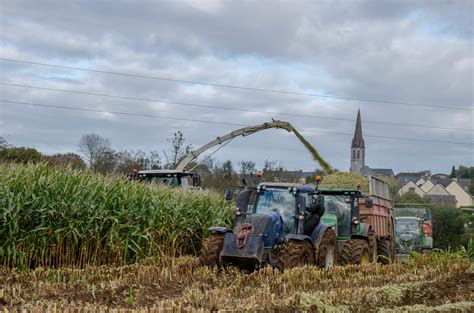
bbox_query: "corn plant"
[0,163,233,268]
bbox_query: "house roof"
[399,180,426,196]
[369,168,395,177]
[427,194,456,206]
[351,109,365,148]
[427,183,450,196]
[395,171,430,178]
[430,178,454,188]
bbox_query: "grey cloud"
[0,0,472,173]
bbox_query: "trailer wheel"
[368,228,377,263]
[339,239,370,265]
[376,237,392,264]
[316,228,338,269]
[278,240,314,270]
[199,234,224,266]
[390,236,397,263]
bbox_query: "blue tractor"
[199,182,338,270]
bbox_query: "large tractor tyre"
[339,239,370,265]
[199,234,224,266]
[376,237,392,264]
[368,228,377,263]
[316,228,338,269]
[278,240,314,270]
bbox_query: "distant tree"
[239,160,256,175]
[0,147,43,163]
[222,160,234,181]
[305,169,324,183]
[114,150,161,174]
[469,181,474,195]
[393,191,431,205]
[263,159,278,172]
[78,134,113,171]
[197,159,238,193]
[432,207,465,250]
[457,166,474,179]
[238,160,259,185]
[450,165,457,178]
[93,150,118,174]
[163,131,193,169]
[0,136,10,149]
[44,153,86,169]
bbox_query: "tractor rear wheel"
[316,228,338,269]
[376,237,392,264]
[199,233,224,266]
[278,240,314,270]
[368,228,377,263]
[339,239,370,265]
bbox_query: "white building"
[398,177,472,208]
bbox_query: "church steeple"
[351,109,365,148]
[350,109,365,174]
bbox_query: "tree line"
[0,133,310,193]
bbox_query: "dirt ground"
[1,253,473,312]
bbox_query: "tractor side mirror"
[311,194,325,215]
[364,197,373,208]
[225,189,233,201]
[313,194,325,207]
[236,188,253,213]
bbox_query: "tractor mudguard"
[421,237,433,249]
[284,234,312,243]
[350,223,370,240]
[310,222,329,243]
[220,232,264,267]
[208,226,233,234]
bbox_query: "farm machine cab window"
[396,218,420,234]
[254,187,296,232]
[149,175,179,186]
[324,195,352,237]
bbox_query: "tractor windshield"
[143,175,180,186]
[323,195,352,237]
[396,219,420,234]
[254,188,295,231]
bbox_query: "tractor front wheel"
[316,228,338,269]
[339,239,370,265]
[199,233,224,266]
[278,240,314,270]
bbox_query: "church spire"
[351,109,365,148]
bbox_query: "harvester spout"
[176,119,333,174]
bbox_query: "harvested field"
[1,253,472,312]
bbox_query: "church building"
[350,110,394,177]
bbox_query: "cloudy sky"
[0,0,472,173]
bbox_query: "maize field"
[1,163,473,311]
[0,163,233,268]
[1,252,472,312]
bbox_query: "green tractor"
[316,188,378,265]
[395,216,433,258]
[393,206,433,260]
[199,182,339,270]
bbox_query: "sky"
[0,0,473,173]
